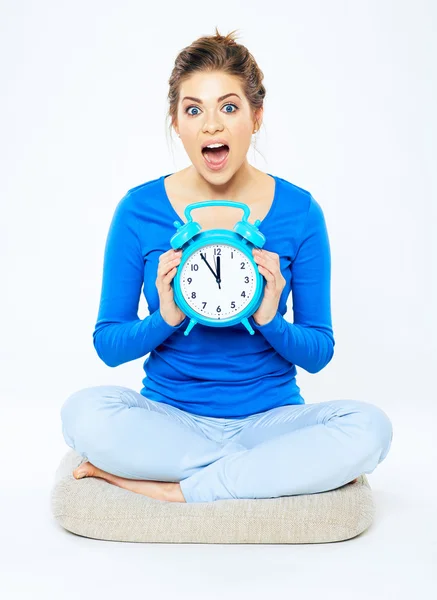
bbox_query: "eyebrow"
[181,93,241,104]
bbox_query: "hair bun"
[213,26,239,45]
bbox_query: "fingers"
[162,263,179,283]
[252,249,285,288]
[158,249,182,271]
[253,249,275,270]
[159,255,181,279]
[253,253,273,280]
[157,249,182,286]
[257,264,275,282]
[159,248,182,263]
[252,248,277,261]
[253,249,281,269]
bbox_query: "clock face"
[178,243,257,320]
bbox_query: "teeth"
[205,143,225,149]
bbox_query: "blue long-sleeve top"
[93,173,335,418]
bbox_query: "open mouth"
[201,144,230,170]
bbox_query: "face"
[173,71,262,181]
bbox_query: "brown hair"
[166,27,266,159]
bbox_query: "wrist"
[164,318,183,327]
[252,313,275,327]
[160,310,184,327]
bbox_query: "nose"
[202,114,224,134]
[203,124,225,135]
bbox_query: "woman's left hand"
[251,248,286,326]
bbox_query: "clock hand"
[200,252,218,280]
[213,254,222,290]
[216,255,221,290]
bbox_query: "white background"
[1,0,436,598]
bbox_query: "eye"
[223,103,238,114]
[185,103,239,117]
[186,106,200,116]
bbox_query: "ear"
[253,106,263,131]
[172,117,179,137]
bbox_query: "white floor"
[2,405,436,600]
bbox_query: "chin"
[200,160,246,182]
[195,162,232,180]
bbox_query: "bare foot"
[73,461,186,502]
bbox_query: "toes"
[73,461,93,479]
[73,468,87,479]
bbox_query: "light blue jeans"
[60,385,393,503]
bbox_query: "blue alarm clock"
[169,200,267,337]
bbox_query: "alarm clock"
[169,200,267,337]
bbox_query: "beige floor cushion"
[51,449,374,544]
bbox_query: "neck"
[185,162,259,202]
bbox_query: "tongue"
[203,147,229,164]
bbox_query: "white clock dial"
[179,243,257,319]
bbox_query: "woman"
[60,28,393,504]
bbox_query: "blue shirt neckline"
[160,172,279,228]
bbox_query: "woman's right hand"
[156,248,187,327]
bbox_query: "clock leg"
[241,317,256,335]
[183,319,198,336]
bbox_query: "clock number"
[202,302,207,309]
[187,277,192,284]
[231,301,235,309]
[214,248,221,255]
[240,262,245,269]
[244,276,249,283]
[241,291,246,298]
[191,264,199,271]
[216,306,221,313]
[191,292,196,299]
